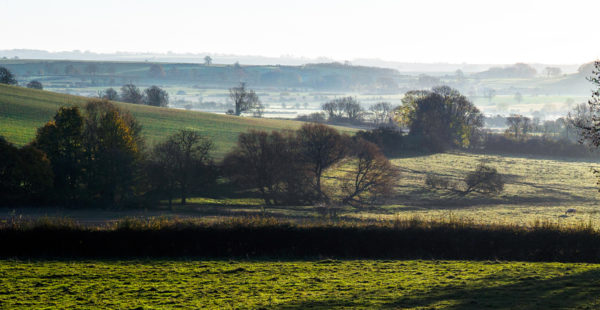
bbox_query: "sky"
[3,0,599,64]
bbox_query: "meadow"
[1,259,599,309]
[0,84,354,157]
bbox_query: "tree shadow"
[273,268,600,309]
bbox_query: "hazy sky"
[3,0,599,64]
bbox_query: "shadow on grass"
[275,268,600,309]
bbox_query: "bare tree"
[229,82,260,116]
[483,88,496,102]
[120,84,144,104]
[296,123,348,201]
[505,114,531,140]
[514,92,523,103]
[544,67,562,78]
[338,139,397,206]
[370,102,393,125]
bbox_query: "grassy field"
[0,84,354,157]
[0,259,598,309]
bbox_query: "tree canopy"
[395,86,483,151]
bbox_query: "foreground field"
[1,260,599,309]
[0,84,353,157]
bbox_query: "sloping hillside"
[0,84,353,157]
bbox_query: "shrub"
[462,164,504,195]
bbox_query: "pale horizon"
[4,0,600,65]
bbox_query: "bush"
[26,80,43,89]
[462,164,504,195]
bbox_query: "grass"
[0,84,354,157]
[1,259,599,309]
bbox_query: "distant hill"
[0,84,354,157]
[0,58,405,92]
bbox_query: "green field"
[0,84,353,157]
[0,260,598,309]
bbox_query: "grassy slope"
[1,260,599,309]
[0,84,353,157]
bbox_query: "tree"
[26,80,43,89]
[99,88,119,101]
[341,97,363,121]
[229,82,260,115]
[224,130,313,205]
[321,97,362,121]
[544,67,562,78]
[321,100,344,120]
[204,56,212,66]
[370,102,393,125]
[120,84,144,104]
[296,123,348,201]
[505,114,531,140]
[483,88,496,102]
[337,139,397,206]
[34,106,85,202]
[567,102,592,141]
[144,85,169,107]
[514,92,523,103]
[396,86,483,151]
[576,61,600,150]
[82,100,144,204]
[0,138,53,204]
[150,130,214,205]
[462,164,504,195]
[0,67,17,85]
[148,64,165,78]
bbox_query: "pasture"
[1,260,599,309]
[3,152,599,229]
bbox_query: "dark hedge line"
[2,223,600,262]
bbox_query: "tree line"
[98,84,170,107]
[0,101,397,208]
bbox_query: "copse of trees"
[0,66,17,85]
[396,86,483,152]
[33,100,144,205]
[102,84,169,107]
[224,123,397,207]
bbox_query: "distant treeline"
[2,217,600,262]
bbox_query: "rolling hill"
[0,84,354,157]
